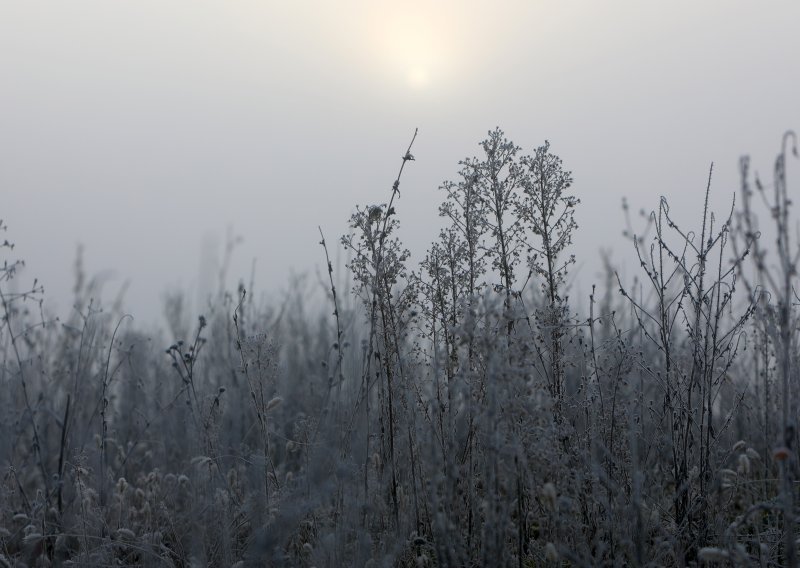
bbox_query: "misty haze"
[1,1,799,566]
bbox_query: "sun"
[364,5,462,92]
[406,66,430,90]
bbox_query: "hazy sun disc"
[364,4,463,92]
[406,66,430,90]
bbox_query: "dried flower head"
[697,547,730,562]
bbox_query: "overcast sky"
[1,1,798,326]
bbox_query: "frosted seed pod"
[115,528,136,541]
[697,547,729,562]
[23,531,43,546]
[737,454,751,476]
[541,483,557,512]
[545,542,559,562]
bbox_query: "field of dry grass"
[1,130,798,567]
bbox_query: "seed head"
[541,482,557,511]
[737,454,751,476]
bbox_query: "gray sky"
[1,1,798,325]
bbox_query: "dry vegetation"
[1,129,798,567]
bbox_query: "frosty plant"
[430,130,579,406]
[733,131,799,565]
[416,130,580,561]
[0,220,48,508]
[618,167,753,559]
[517,141,578,409]
[424,148,490,494]
[166,315,211,447]
[233,297,280,510]
[5,127,800,567]
[464,128,525,335]
[423,150,489,389]
[341,129,418,523]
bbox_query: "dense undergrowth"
[1,129,798,567]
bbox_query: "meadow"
[1,129,798,567]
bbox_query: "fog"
[2,0,798,325]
